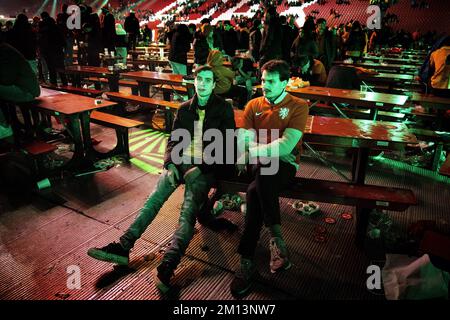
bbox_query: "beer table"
[21,89,117,167]
[121,71,195,98]
[234,111,418,184]
[64,65,122,92]
[254,85,409,120]
[334,61,419,73]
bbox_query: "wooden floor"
[1,115,450,301]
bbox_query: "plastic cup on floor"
[37,178,51,190]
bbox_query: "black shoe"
[87,242,129,265]
[269,237,292,273]
[230,258,256,297]
[153,263,174,294]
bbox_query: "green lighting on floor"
[129,131,163,143]
[129,129,158,137]
[140,154,164,164]
[129,133,164,152]
[158,139,167,154]
[130,157,161,175]
[142,135,165,154]
[128,128,170,172]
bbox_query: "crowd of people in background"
[0,0,447,99]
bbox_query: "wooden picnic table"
[126,58,195,71]
[121,70,195,98]
[254,85,409,120]
[334,61,419,73]
[19,89,117,168]
[362,55,422,66]
[358,72,416,92]
[234,111,417,184]
[64,65,123,92]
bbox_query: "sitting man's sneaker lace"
[153,263,174,294]
[230,258,256,297]
[269,237,292,273]
[87,242,129,265]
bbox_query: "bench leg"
[138,82,150,97]
[355,206,371,248]
[131,86,139,95]
[163,90,171,101]
[351,148,369,184]
[431,142,444,171]
[164,109,174,132]
[115,127,130,160]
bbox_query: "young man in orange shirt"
[230,60,309,297]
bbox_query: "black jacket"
[168,25,191,65]
[193,31,209,65]
[164,94,236,174]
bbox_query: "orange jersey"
[242,93,309,164]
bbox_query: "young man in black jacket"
[88,65,236,294]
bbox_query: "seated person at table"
[230,60,309,297]
[429,36,450,98]
[0,42,40,103]
[207,50,248,109]
[0,39,40,196]
[87,65,237,294]
[291,55,327,87]
[231,56,257,102]
[326,64,361,90]
[0,40,41,146]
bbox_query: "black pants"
[43,52,68,86]
[237,160,296,258]
[432,88,450,98]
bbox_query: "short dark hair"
[261,60,290,82]
[316,18,326,25]
[194,65,217,82]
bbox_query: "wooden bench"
[311,103,405,121]
[212,176,417,247]
[408,128,450,171]
[90,110,143,160]
[21,140,57,178]
[104,92,180,131]
[40,84,103,97]
[86,77,139,95]
[160,84,188,101]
